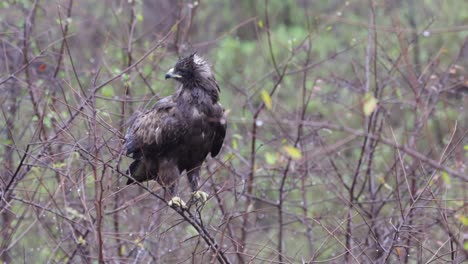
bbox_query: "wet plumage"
[124,54,226,206]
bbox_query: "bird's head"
[165,53,213,84]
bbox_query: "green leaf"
[232,134,243,139]
[52,162,66,169]
[224,153,235,161]
[2,139,13,145]
[43,115,52,128]
[186,225,199,237]
[232,138,238,149]
[395,87,402,98]
[363,92,378,116]
[265,152,277,165]
[121,73,130,82]
[101,86,115,97]
[261,90,272,110]
[464,241,468,250]
[441,171,451,186]
[283,145,302,160]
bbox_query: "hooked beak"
[165,68,182,80]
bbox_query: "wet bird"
[124,54,226,208]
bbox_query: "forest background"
[0,0,467,263]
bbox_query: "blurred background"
[1,0,467,263]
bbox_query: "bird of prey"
[124,54,226,208]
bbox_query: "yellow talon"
[168,196,186,209]
[191,191,209,204]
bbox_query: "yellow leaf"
[441,171,451,186]
[458,215,468,226]
[258,20,263,28]
[265,152,277,165]
[261,90,272,110]
[224,153,235,161]
[52,162,66,169]
[283,145,302,160]
[134,238,144,249]
[362,92,378,116]
[77,236,86,245]
[136,14,144,22]
[170,23,178,33]
[120,245,126,255]
[378,176,392,191]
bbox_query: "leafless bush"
[1,0,466,263]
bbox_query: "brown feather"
[124,54,226,197]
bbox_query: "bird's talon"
[190,191,209,205]
[168,196,186,209]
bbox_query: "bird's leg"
[159,161,186,209]
[187,168,208,206]
[166,184,186,209]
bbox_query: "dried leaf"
[395,247,403,257]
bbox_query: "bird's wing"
[125,96,184,157]
[210,103,226,157]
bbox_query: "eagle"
[124,54,226,208]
